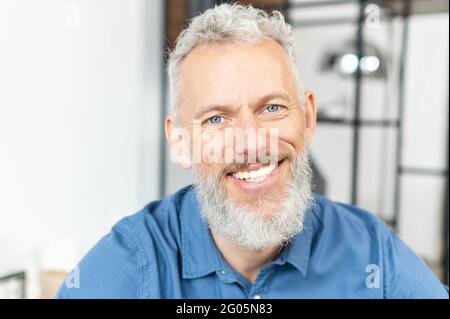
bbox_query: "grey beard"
[193,151,313,250]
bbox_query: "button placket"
[248,267,274,299]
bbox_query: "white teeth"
[232,162,278,182]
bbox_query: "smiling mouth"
[226,160,284,183]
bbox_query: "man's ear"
[165,116,192,169]
[303,91,317,146]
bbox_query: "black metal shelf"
[287,0,449,15]
[398,166,449,177]
[317,117,400,127]
[0,270,26,298]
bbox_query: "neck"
[211,231,282,284]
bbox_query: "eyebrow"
[193,92,293,120]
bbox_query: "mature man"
[56,4,448,298]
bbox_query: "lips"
[226,160,286,195]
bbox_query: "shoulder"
[310,194,388,242]
[308,194,390,279]
[310,194,448,298]
[55,186,194,299]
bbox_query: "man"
[56,4,448,298]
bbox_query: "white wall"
[399,13,449,262]
[0,0,163,297]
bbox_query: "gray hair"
[167,3,302,122]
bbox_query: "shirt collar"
[269,203,317,277]
[180,186,225,279]
[180,186,318,279]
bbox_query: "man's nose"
[233,109,262,161]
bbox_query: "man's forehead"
[180,38,289,74]
[178,39,296,117]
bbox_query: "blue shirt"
[56,185,448,299]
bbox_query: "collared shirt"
[56,185,448,299]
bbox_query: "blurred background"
[0,0,448,298]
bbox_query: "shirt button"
[253,295,262,299]
[221,270,226,274]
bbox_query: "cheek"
[198,162,225,180]
[276,119,306,153]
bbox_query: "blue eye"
[208,115,223,124]
[266,104,280,113]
